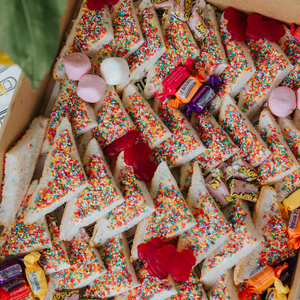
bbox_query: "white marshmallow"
[100,57,130,85]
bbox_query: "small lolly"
[283,189,300,211]
[266,278,290,300]
[288,209,300,250]
[290,23,300,45]
[153,0,174,9]
[173,0,193,21]
[100,57,130,85]
[77,74,107,103]
[87,0,119,11]
[63,53,91,81]
[229,178,259,202]
[187,9,208,42]
[0,277,30,300]
[224,7,247,41]
[269,87,296,117]
[297,88,300,110]
[225,159,258,182]
[52,290,80,300]
[0,260,23,286]
[175,75,202,103]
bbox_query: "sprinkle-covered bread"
[234,186,296,285]
[25,118,89,224]
[84,233,139,298]
[200,199,259,289]
[177,163,232,265]
[92,0,144,73]
[60,139,124,241]
[41,78,98,155]
[53,0,114,82]
[219,94,270,167]
[122,84,171,149]
[238,38,292,120]
[180,110,239,190]
[91,152,155,246]
[131,161,196,261]
[153,97,206,168]
[209,15,255,116]
[256,109,299,185]
[144,9,200,99]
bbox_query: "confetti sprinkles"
[29,129,87,213]
[47,79,93,147]
[145,181,194,241]
[154,98,202,167]
[84,235,135,298]
[220,102,268,166]
[208,273,230,300]
[125,92,168,148]
[240,38,290,114]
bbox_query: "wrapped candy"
[0,260,23,286]
[225,159,258,182]
[229,179,259,202]
[288,209,300,250]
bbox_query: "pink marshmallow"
[297,88,300,110]
[77,74,106,103]
[268,86,296,117]
[64,52,91,81]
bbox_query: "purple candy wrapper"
[0,261,23,286]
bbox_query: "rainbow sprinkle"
[29,129,87,213]
[39,213,70,274]
[279,28,300,91]
[211,19,252,114]
[126,92,168,148]
[93,90,135,148]
[220,102,268,166]
[154,98,202,167]
[72,154,121,222]
[84,235,135,298]
[208,273,231,300]
[57,230,105,290]
[145,181,194,241]
[179,189,231,262]
[47,79,93,147]
[240,38,290,114]
[171,272,207,300]
[93,0,143,73]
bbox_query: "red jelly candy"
[87,0,119,10]
[224,7,247,42]
[105,130,141,157]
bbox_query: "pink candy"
[269,87,296,117]
[77,74,107,103]
[64,52,91,81]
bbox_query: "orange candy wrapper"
[288,209,300,250]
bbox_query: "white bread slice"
[60,139,124,241]
[122,84,171,149]
[0,181,52,260]
[44,229,106,296]
[180,111,239,190]
[92,85,135,148]
[219,94,270,167]
[153,97,206,168]
[77,130,93,158]
[278,25,300,91]
[131,161,196,261]
[84,233,140,298]
[275,116,300,201]
[39,212,70,275]
[209,15,256,117]
[256,109,299,185]
[234,186,296,285]
[200,199,259,289]
[193,5,228,77]
[91,152,155,246]
[294,108,300,130]
[116,0,166,94]
[92,0,144,74]
[24,117,89,224]
[41,78,98,155]
[53,2,113,83]
[115,259,177,300]
[238,38,293,120]
[177,163,232,265]
[144,9,200,99]
[208,269,239,300]
[0,116,49,227]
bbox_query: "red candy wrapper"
[229,179,259,202]
[0,277,30,300]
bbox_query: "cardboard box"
[0,0,299,298]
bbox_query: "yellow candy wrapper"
[24,252,48,300]
[278,202,289,219]
[266,278,290,300]
[0,50,14,66]
[283,189,300,211]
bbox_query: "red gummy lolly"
[224,7,247,42]
[87,0,119,10]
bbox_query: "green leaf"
[0,0,67,89]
